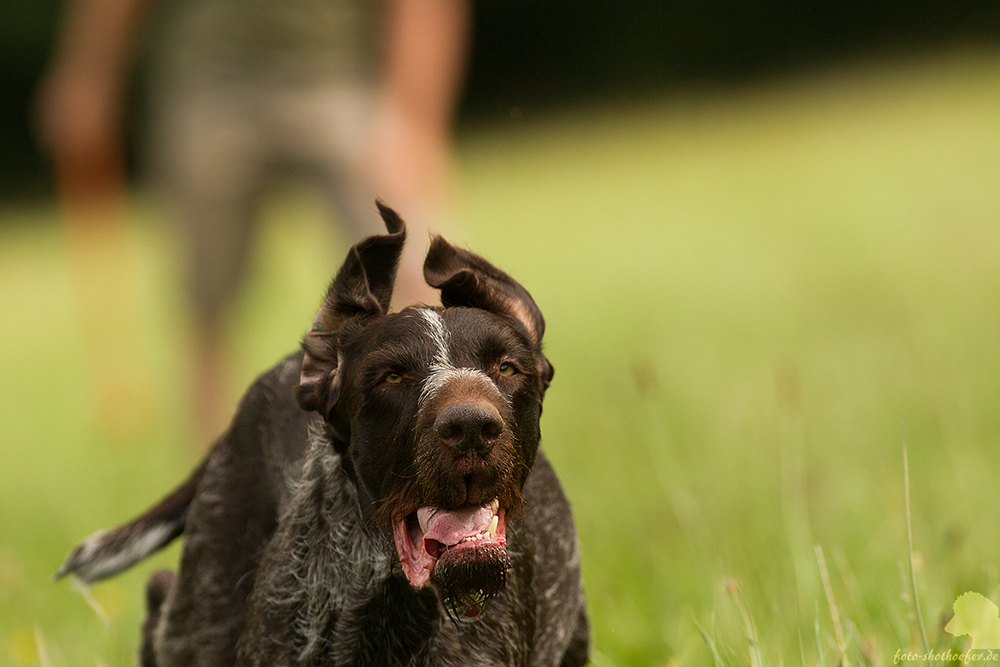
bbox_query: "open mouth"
[392,499,509,621]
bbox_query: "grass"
[4,46,1000,665]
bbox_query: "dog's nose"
[434,401,503,454]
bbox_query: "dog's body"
[58,205,589,667]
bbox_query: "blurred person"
[35,0,152,441]
[37,0,471,441]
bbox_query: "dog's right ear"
[424,236,555,396]
[296,202,406,413]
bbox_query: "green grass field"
[4,48,1000,666]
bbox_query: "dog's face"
[337,305,542,618]
[295,204,553,621]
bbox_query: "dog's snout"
[434,401,503,454]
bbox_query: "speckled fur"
[236,414,587,667]
[135,353,587,667]
[61,207,589,666]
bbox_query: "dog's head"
[296,203,553,621]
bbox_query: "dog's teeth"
[490,498,500,513]
[487,515,499,537]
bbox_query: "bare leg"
[370,0,471,309]
[55,138,154,441]
[150,79,266,446]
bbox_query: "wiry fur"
[239,428,435,666]
[239,420,587,667]
[58,204,588,667]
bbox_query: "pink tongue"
[417,505,494,546]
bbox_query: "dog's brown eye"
[498,362,517,377]
[384,372,403,384]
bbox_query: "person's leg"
[150,78,268,442]
[276,81,442,309]
[369,0,471,307]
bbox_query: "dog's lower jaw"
[391,500,511,621]
[432,541,511,623]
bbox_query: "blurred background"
[3,1,1000,665]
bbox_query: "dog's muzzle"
[390,371,520,621]
[384,365,524,620]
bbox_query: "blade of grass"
[816,544,850,667]
[798,622,808,667]
[73,580,111,628]
[34,625,51,667]
[816,603,827,667]
[589,647,621,667]
[728,579,765,667]
[902,422,931,664]
[695,617,727,667]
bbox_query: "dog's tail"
[55,457,208,584]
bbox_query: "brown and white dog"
[57,203,589,667]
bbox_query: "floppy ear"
[423,236,555,393]
[296,202,406,413]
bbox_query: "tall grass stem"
[902,422,931,664]
[815,544,850,667]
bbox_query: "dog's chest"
[319,498,534,666]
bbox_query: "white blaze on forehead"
[420,363,497,406]
[416,307,500,405]
[417,308,451,363]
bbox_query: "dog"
[57,203,590,667]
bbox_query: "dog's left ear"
[297,202,406,413]
[424,236,555,394]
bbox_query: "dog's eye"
[498,362,518,377]
[384,372,403,384]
